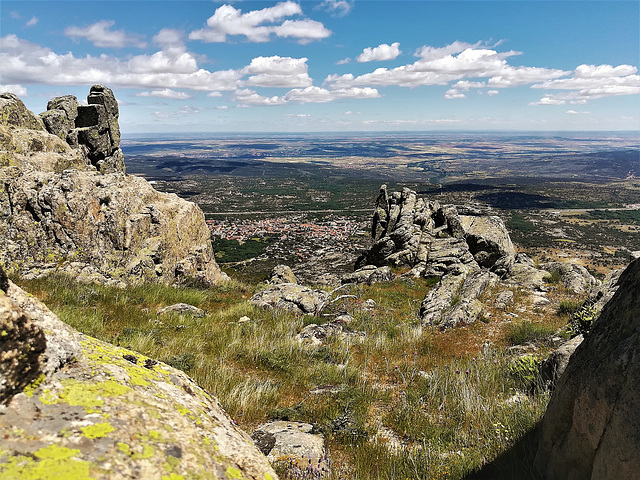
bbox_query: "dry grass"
[15,272,581,479]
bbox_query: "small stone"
[238,316,251,323]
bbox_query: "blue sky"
[2,1,639,132]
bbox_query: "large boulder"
[0,87,227,287]
[250,284,329,316]
[0,277,278,480]
[541,261,599,295]
[534,258,640,479]
[0,93,45,131]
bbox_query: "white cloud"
[216,105,229,110]
[0,34,241,92]
[25,17,38,27]
[207,91,223,98]
[327,41,567,90]
[530,64,640,104]
[0,84,27,96]
[136,88,192,99]
[65,20,146,48]
[285,113,311,118]
[486,90,499,96]
[179,105,204,114]
[529,96,566,106]
[356,42,401,63]
[233,89,287,106]
[152,29,186,53]
[444,88,465,99]
[154,111,177,120]
[336,58,351,65]
[317,0,353,17]
[453,80,485,90]
[285,86,380,103]
[566,109,590,115]
[189,2,330,44]
[242,56,312,87]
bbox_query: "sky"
[1,0,639,133]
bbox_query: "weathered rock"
[158,303,205,318]
[253,421,327,478]
[541,261,599,294]
[296,321,364,348]
[341,265,396,285]
[357,185,513,278]
[538,335,584,390]
[457,214,515,274]
[421,270,496,329]
[1,168,228,286]
[0,281,278,480]
[41,95,79,140]
[267,264,298,285]
[535,258,640,479]
[585,265,625,315]
[504,254,550,291]
[0,93,45,131]
[250,284,328,316]
[0,291,46,403]
[494,290,514,309]
[87,84,121,150]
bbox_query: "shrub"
[556,299,583,316]
[508,355,542,392]
[507,321,555,345]
[565,304,598,337]
[543,270,562,284]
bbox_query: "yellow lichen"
[80,422,114,439]
[225,465,245,479]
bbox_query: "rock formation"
[250,283,329,316]
[0,269,277,479]
[0,86,227,286]
[535,258,640,479]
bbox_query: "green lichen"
[132,444,155,460]
[0,445,92,480]
[225,466,245,479]
[80,422,114,439]
[117,442,131,455]
[23,374,47,398]
[39,378,131,413]
[161,474,185,480]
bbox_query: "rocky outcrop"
[252,421,328,478]
[541,261,599,295]
[341,265,396,285]
[535,258,640,479]
[1,86,227,287]
[250,284,328,316]
[538,335,584,390]
[357,186,514,278]
[41,85,124,174]
[0,276,278,479]
[357,185,514,329]
[267,264,298,285]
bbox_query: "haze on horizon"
[1,0,639,133]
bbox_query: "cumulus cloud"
[233,89,287,106]
[0,84,27,96]
[152,29,186,52]
[207,91,223,98]
[317,0,353,17]
[453,80,485,90]
[486,90,499,96]
[189,2,330,44]
[25,17,38,27]
[285,86,380,103]
[242,56,312,87]
[136,88,192,99]
[530,63,640,104]
[0,34,241,91]
[326,41,567,90]
[444,88,465,99]
[327,43,566,90]
[65,20,147,48]
[356,43,401,63]
[529,96,566,106]
[336,57,351,65]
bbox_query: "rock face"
[0,277,278,480]
[535,258,640,479]
[267,264,298,285]
[1,86,227,287]
[541,261,598,295]
[250,284,328,316]
[357,186,514,278]
[341,265,396,285]
[357,185,514,329]
[252,421,328,478]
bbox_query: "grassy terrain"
[14,271,581,480]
